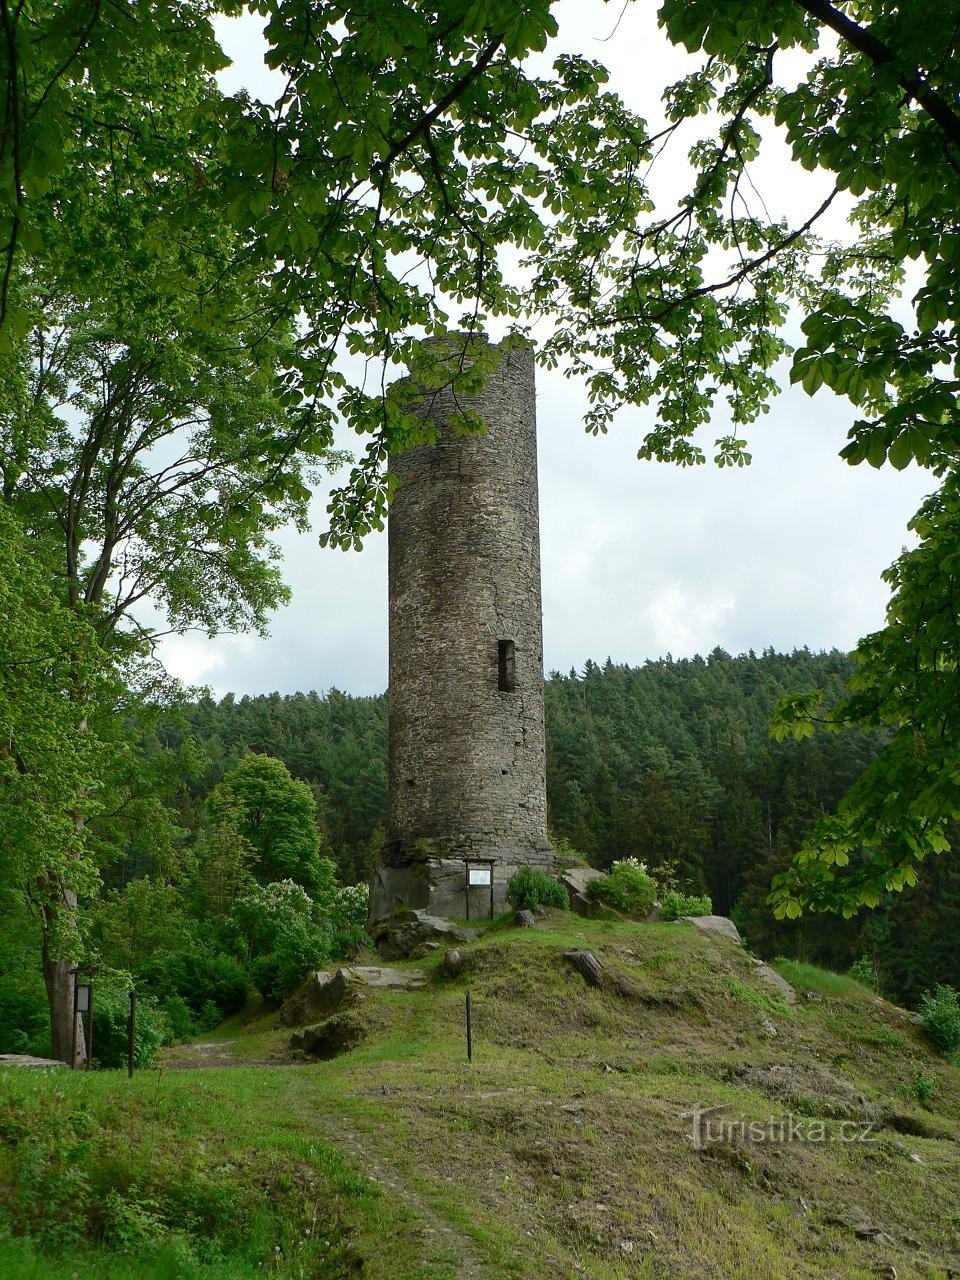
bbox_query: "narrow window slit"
[498,639,516,692]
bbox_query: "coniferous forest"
[5,645,958,1063]
[169,648,958,1008]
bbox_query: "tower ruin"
[369,335,553,921]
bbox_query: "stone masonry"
[369,335,554,921]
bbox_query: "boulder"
[750,958,797,1005]
[442,948,464,978]
[371,909,480,960]
[290,1011,365,1059]
[680,914,743,945]
[560,865,604,908]
[281,965,426,1026]
[514,909,536,928]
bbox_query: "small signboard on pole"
[463,858,496,920]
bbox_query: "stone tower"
[369,335,553,921]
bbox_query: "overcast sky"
[157,2,934,698]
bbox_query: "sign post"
[463,858,496,921]
[71,966,95,1070]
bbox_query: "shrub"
[90,972,168,1068]
[847,955,879,991]
[157,995,197,1041]
[919,984,960,1056]
[505,867,567,912]
[904,1067,937,1108]
[0,975,50,1057]
[586,858,658,919]
[661,890,712,921]
[251,918,336,1003]
[136,949,249,1021]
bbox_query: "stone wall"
[371,336,553,921]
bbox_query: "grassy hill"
[2,914,959,1279]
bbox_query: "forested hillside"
[166,648,959,1008]
[5,646,957,1064]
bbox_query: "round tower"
[370,335,553,921]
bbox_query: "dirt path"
[164,1040,491,1276]
[304,1102,492,1280]
[162,1040,307,1069]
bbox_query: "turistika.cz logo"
[682,1104,877,1150]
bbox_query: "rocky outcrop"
[750,958,797,1004]
[371,909,480,960]
[560,866,604,918]
[680,914,743,945]
[290,1011,365,1059]
[281,965,426,1027]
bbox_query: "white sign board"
[468,867,492,887]
[76,984,91,1013]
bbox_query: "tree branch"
[795,0,960,147]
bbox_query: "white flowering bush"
[329,883,369,931]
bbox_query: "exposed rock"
[281,965,425,1026]
[728,1061,879,1121]
[560,865,604,903]
[802,989,823,1003]
[0,1054,66,1069]
[565,948,605,988]
[290,1011,365,1059]
[514,909,536,928]
[646,901,663,923]
[372,908,480,960]
[442,949,464,979]
[681,914,743,945]
[568,890,593,918]
[750,957,797,1004]
[760,1017,778,1038]
[562,866,628,919]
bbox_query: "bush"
[0,975,50,1057]
[847,955,879,991]
[90,972,168,1069]
[919,984,960,1055]
[157,995,197,1041]
[586,858,658,919]
[136,949,249,1021]
[661,890,712,921]
[505,867,567,912]
[251,919,336,1003]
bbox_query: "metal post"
[464,859,471,922]
[465,990,472,1062]
[127,991,137,1078]
[489,864,494,920]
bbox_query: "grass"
[3,914,960,1279]
[771,958,876,1000]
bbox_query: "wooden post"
[127,990,137,1078]
[86,982,93,1069]
[465,990,473,1062]
[70,970,79,1070]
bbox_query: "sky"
[156,2,934,698]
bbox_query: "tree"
[0,504,116,1062]
[5,1,960,918]
[208,754,332,895]
[1,22,343,1059]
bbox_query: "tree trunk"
[40,887,85,1067]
